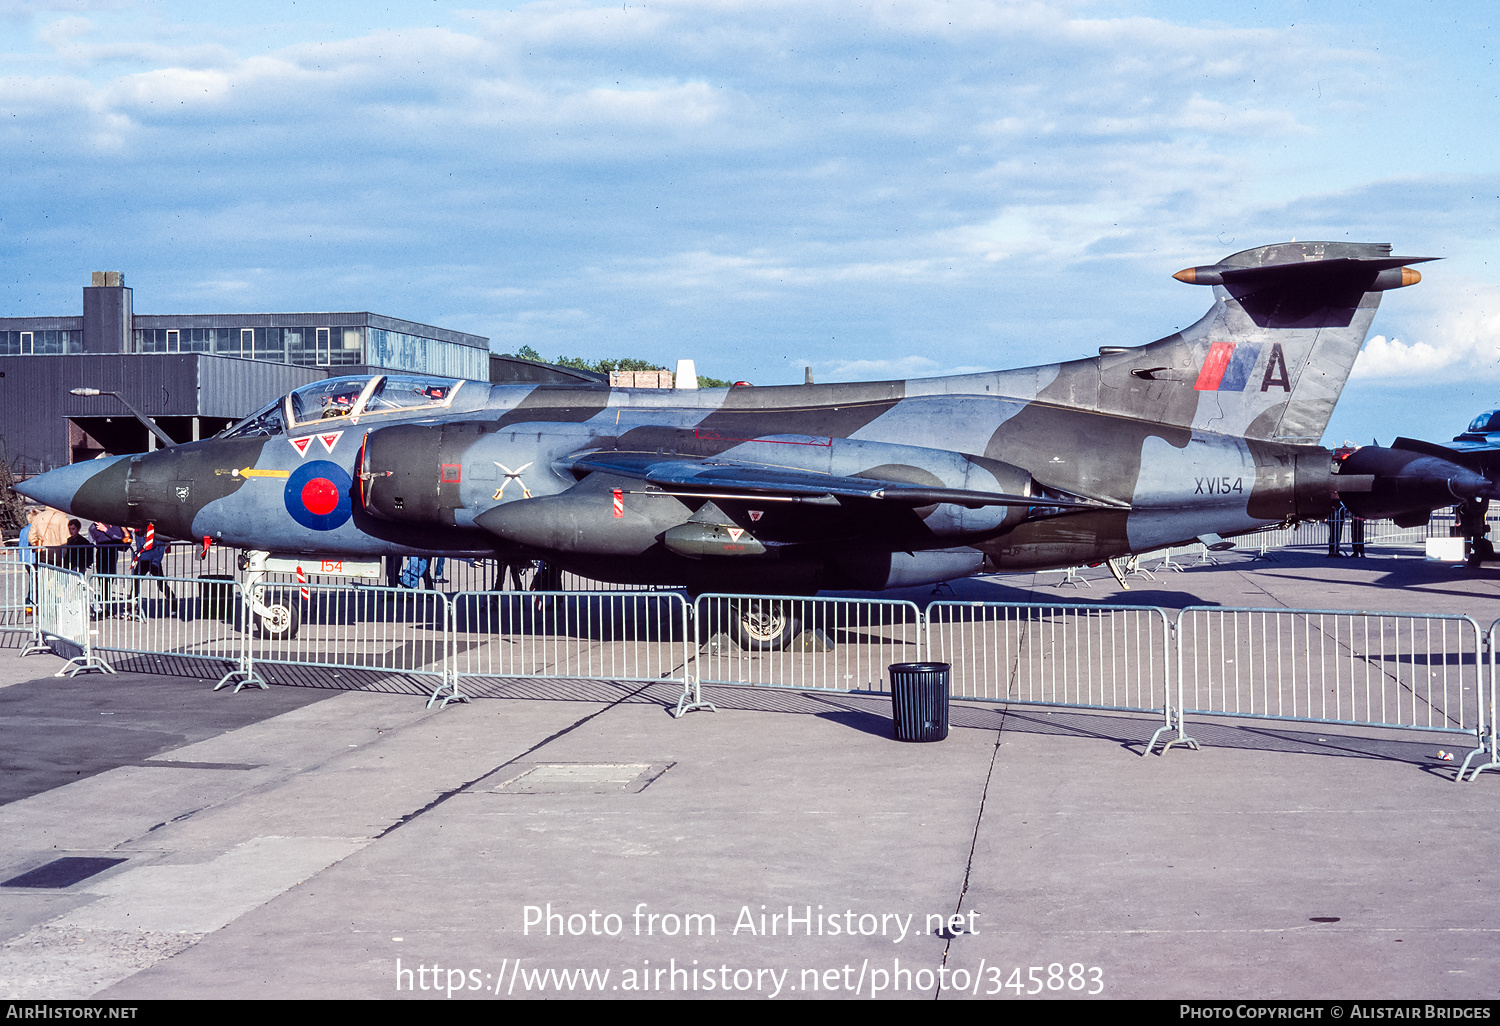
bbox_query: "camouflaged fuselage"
[22,242,1451,594]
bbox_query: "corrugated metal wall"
[1,354,325,472]
[196,356,325,419]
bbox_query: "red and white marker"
[612,489,624,518]
[296,564,309,601]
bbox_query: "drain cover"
[486,762,672,794]
[3,857,127,889]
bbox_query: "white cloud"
[1351,336,1456,379]
[1352,280,1500,382]
[0,0,1489,388]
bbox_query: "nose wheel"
[241,550,302,640]
[253,599,301,639]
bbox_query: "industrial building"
[1,273,492,474]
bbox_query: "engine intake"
[360,422,485,525]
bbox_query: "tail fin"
[1041,242,1434,442]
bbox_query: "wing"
[562,450,1115,509]
[1393,436,1500,479]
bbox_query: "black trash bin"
[198,574,236,621]
[888,662,950,742]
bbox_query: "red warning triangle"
[289,437,312,457]
[318,431,343,453]
[728,527,744,541]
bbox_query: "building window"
[111,320,474,376]
[367,329,485,379]
[0,330,79,355]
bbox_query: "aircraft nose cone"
[1450,465,1495,501]
[15,456,130,517]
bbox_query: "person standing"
[1326,504,1346,558]
[29,506,68,564]
[18,507,37,612]
[132,523,177,615]
[400,556,429,589]
[17,508,36,561]
[62,520,94,573]
[89,521,125,577]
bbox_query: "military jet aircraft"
[1342,407,1500,565]
[19,240,1492,643]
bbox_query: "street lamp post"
[70,388,177,450]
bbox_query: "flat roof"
[0,312,488,350]
[137,312,487,350]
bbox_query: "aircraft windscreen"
[220,398,286,438]
[288,377,373,425]
[361,375,461,416]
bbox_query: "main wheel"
[254,598,301,640]
[727,600,801,651]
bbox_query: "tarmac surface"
[1,546,1499,1000]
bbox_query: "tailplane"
[1019,242,1435,442]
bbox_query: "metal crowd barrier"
[1175,606,1483,732]
[248,581,456,705]
[12,559,1500,781]
[22,563,110,676]
[451,590,692,704]
[1169,607,1488,767]
[0,559,32,635]
[926,601,1172,714]
[1460,619,1500,781]
[87,572,244,686]
[692,593,922,694]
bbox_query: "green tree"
[500,350,739,386]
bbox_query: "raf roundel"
[284,460,353,531]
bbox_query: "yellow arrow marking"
[236,467,291,479]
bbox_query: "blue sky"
[1,0,1496,445]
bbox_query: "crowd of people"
[12,508,554,616]
[15,505,177,609]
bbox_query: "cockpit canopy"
[1467,410,1500,435]
[220,374,464,439]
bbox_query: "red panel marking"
[441,463,462,484]
[301,478,340,516]
[356,433,368,508]
[1194,341,1235,391]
